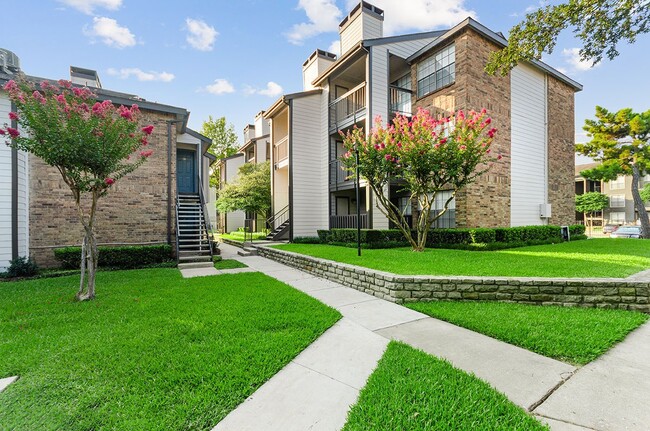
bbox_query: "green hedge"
[54,244,174,270]
[315,225,586,250]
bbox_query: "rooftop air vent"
[0,48,21,74]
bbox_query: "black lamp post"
[355,146,361,257]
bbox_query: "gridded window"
[609,195,625,208]
[431,190,456,228]
[609,211,626,223]
[609,176,625,190]
[417,44,455,98]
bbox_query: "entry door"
[177,149,196,194]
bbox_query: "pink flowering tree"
[340,108,499,251]
[1,79,154,300]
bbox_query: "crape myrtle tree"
[216,161,271,230]
[575,192,609,236]
[340,108,499,251]
[577,107,650,238]
[486,0,650,75]
[0,79,154,300]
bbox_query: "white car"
[610,226,643,239]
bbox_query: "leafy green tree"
[1,79,153,300]
[340,108,499,251]
[641,183,650,203]
[575,192,609,235]
[201,116,239,188]
[486,1,650,75]
[577,106,650,238]
[216,161,271,227]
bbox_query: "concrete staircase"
[176,194,213,269]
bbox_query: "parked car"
[603,224,620,234]
[610,226,643,239]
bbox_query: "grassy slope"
[343,342,548,431]
[214,259,248,270]
[275,239,650,278]
[408,301,648,365]
[219,232,267,242]
[0,269,340,431]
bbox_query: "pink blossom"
[6,127,20,138]
[440,138,447,145]
[385,154,392,160]
[8,112,19,121]
[141,125,154,135]
[55,94,66,104]
[480,108,487,115]
[487,128,497,138]
[141,137,148,146]
[3,80,18,92]
[58,80,72,89]
[140,149,154,158]
[0,129,5,135]
[32,91,46,104]
[484,118,492,125]
[460,145,467,150]
[497,154,503,160]
[104,178,115,185]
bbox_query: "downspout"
[544,74,549,225]
[288,100,294,241]
[10,101,18,259]
[166,119,182,245]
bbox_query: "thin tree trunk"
[76,190,99,301]
[631,165,650,238]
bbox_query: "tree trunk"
[631,165,650,238]
[75,190,99,301]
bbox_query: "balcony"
[329,159,355,190]
[274,136,288,169]
[330,214,368,229]
[329,82,366,132]
[389,85,412,117]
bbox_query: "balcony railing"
[330,214,368,229]
[274,136,288,168]
[389,85,412,116]
[329,159,353,187]
[329,82,366,131]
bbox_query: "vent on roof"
[70,66,102,88]
[0,48,20,74]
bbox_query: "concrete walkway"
[0,376,18,394]
[213,243,587,430]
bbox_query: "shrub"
[292,236,322,244]
[5,256,39,278]
[569,224,586,236]
[54,244,173,270]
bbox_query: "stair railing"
[266,205,289,232]
[174,194,181,264]
[198,176,215,260]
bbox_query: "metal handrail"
[174,195,181,263]
[198,177,215,260]
[267,205,289,230]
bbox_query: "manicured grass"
[343,342,547,431]
[214,259,248,270]
[407,301,648,365]
[274,238,650,278]
[219,231,267,242]
[0,269,340,431]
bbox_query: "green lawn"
[219,231,267,242]
[274,238,650,278]
[407,301,648,365]
[0,269,340,431]
[214,259,248,270]
[343,342,547,431]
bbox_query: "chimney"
[70,66,102,88]
[338,1,384,56]
[302,49,337,91]
[0,48,21,75]
[254,111,269,137]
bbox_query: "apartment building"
[264,1,581,240]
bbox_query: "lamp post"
[355,146,361,257]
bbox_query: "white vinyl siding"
[369,46,390,229]
[381,37,439,59]
[291,95,328,237]
[340,14,364,55]
[361,13,382,40]
[510,63,548,226]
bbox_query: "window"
[417,44,455,97]
[398,197,412,216]
[609,211,626,224]
[431,190,456,228]
[609,176,625,190]
[609,195,625,208]
[390,74,412,115]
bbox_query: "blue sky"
[3,0,649,161]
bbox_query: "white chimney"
[338,1,384,56]
[254,111,269,137]
[302,49,337,91]
[70,66,102,88]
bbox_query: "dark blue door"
[177,149,196,194]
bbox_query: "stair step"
[178,261,214,270]
[178,255,212,262]
[237,250,252,257]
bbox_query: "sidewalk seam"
[529,370,576,412]
[533,413,599,431]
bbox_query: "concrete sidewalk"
[213,243,587,430]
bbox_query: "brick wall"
[411,29,511,228]
[547,78,576,226]
[258,246,650,313]
[29,110,177,266]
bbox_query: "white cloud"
[204,79,235,95]
[185,18,218,51]
[328,40,341,57]
[562,47,599,72]
[345,0,477,35]
[58,0,122,15]
[286,0,343,45]
[107,68,175,82]
[84,17,136,48]
[244,82,284,97]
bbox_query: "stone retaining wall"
[257,246,650,313]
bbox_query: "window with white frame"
[417,44,455,98]
[609,195,625,208]
[609,211,626,223]
[431,190,456,228]
[609,176,625,190]
[390,74,412,115]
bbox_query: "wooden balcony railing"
[274,136,288,168]
[329,82,366,130]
